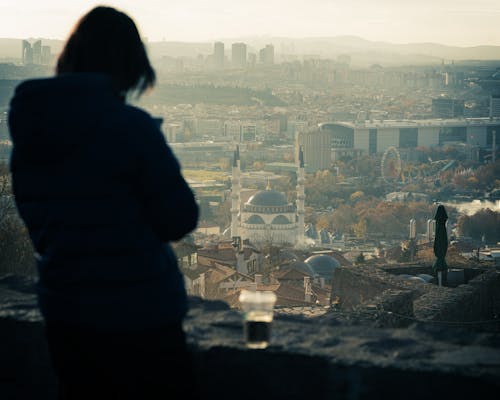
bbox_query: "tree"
[350,191,364,202]
[331,204,357,234]
[353,218,367,239]
[213,199,231,230]
[252,161,265,170]
[316,214,334,231]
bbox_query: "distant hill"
[151,36,500,65]
[1,36,500,67]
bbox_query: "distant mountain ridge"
[1,36,499,66]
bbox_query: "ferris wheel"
[381,146,402,184]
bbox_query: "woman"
[8,6,200,400]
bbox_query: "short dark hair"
[56,6,156,98]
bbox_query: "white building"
[319,117,500,154]
[230,146,306,247]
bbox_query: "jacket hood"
[8,73,120,161]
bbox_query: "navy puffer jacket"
[8,73,199,332]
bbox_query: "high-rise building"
[259,44,274,65]
[22,40,33,65]
[22,40,50,65]
[41,46,51,65]
[214,42,224,70]
[231,42,247,68]
[297,128,331,172]
[32,40,42,64]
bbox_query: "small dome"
[271,215,291,225]
[304,254,341,279]
[245,215,265,224]
[417,274,434,282]
[282,261,316,277]
[247,189,288,207]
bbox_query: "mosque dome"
[247,189,288,207]
[304,254,341,279]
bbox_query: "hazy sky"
[2,0,500,46]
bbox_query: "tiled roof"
[182,264,210,280]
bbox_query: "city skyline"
[1,0,500,47]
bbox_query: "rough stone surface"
[1,274,500,400]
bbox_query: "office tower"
[214,42,224,70]
[259,44,274,65]
[32,40,42,64]
[41,46,51,65]
[297,128,331,172]
[231,42,247,68]
[22,40,33,65]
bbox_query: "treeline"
[309,199,441,240]
[140,83,287,106]
[457,209,500,243]
[0,162,36,276]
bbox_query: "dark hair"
[56,6,156,98]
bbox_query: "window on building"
[369,129,377,154]
[399,128,418,148]
[439,126,466,145]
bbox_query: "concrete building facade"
[320,118,500,155]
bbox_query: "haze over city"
[1,2,500,398]
[2,0,500,47]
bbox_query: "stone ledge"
[2,274,500,400]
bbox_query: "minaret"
[296,146,306,245]
[230,145,241,239]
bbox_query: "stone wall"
[2,274,500,400]
[380,264,435,276]
[331,266,433,310]
[331,266,500,332]
[414,269,500,332]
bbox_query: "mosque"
[228,146,306,247]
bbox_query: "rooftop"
[320,117,500,130]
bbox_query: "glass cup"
[238,289,277,349]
